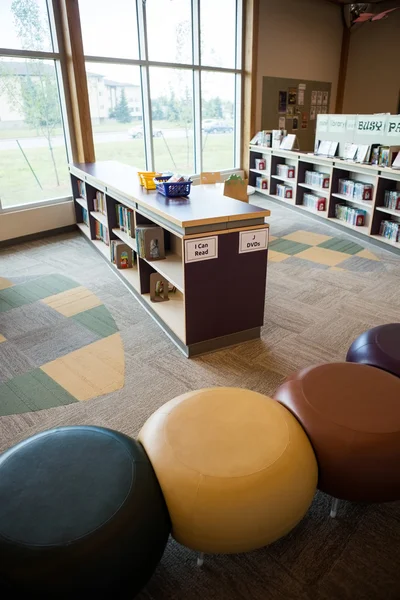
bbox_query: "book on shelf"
[303,193,326,212]
[111,241,134,269]
[335,204,366,226]
[94,191,106,215]
[135,225,165,260]
[380,220,400,242]
[95,221,109,245]
[82,207,89,227]
[338,179,373,201]
[116,204,135,237]
[304,171,330,188]
[77,179,85,199]
[384,190,400,210]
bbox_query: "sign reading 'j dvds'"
[239,229,269,254]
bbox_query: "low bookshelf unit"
[250,145,400,254]
[70,161,270,357]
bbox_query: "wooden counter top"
[71,161,270,228]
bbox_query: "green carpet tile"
[0,274,80,313]
[72,304,119,338]
[0,369,77,416]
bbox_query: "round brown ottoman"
[274,363,400,503]
[346,323,400,378]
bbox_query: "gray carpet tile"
[0,301,67,340]
[0,342,36,383]
[337,255,387,272]
[9,319,100,368]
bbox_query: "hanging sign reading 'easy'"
[356,116,387,135]
[185,236,218,263]
[239,229,269,254]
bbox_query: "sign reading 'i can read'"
[184,236,218,263]
[239,229,269,254]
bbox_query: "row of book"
[379,220,400,242]
[276,164,295,179]
[95,221,109,245]
[82,207,89,227]
[335,204,366,227]
[303,193,326,212]
[136,225,165,260]
[276,184,293,199]
[384,190,400,211]
[338,179,373,201]
[116,204,135,236]
[111,240,134,269]
[94,191,106,215]
[304,170,330,189]
[77,179,85,199]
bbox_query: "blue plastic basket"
[154,176,192,198]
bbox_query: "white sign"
[356,115,386,135]
[329,116,347,133]
[387,116,400,136]
[185,236,218,263]
[239,229,269,254]
[346,119,356,131]
[317,115,329,132]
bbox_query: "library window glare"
[200,0,237,68]
[79,0,139,59]
[85,62,146,171]
[150,68,194,173]
[201,71,236,171]
[146,0,192,64]
[0,0,69,209]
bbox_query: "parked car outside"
[128,126,162,139]
[202,120,234,134]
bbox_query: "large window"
[79,0,242,175]
[0,0,70,209]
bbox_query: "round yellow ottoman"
[138,388,317,554]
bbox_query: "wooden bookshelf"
[249,145,400,254]
[70,161,270,357]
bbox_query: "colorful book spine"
[116,204,134,236]
[384,190,400,211]
[82,207,89,227]
[379,220,400,242]
[335,204,366,226]
[303,193,326,212]
[77,179,85,199]
[94,191,107,215]
[305,171,330,188]
[95,221,109,245]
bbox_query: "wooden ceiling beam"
[53,0,95,164]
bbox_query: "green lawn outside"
[0,119,186,140]
[0,134,235,208]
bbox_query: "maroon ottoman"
[274,363,400,507]
[346,323,400,378]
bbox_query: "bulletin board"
[261,76,332,151]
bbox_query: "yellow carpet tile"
[42,286,103,317]
[268,250,290,262]
[295,246,348,267]
[0,334,6,343]
[283,230,332,246]
[0,278,13,290]
[40,333,124,401]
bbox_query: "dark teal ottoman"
[0,426,170,598]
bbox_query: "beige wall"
[1,201,75,242]
[255,0,343,130]
[343,11,400,115]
